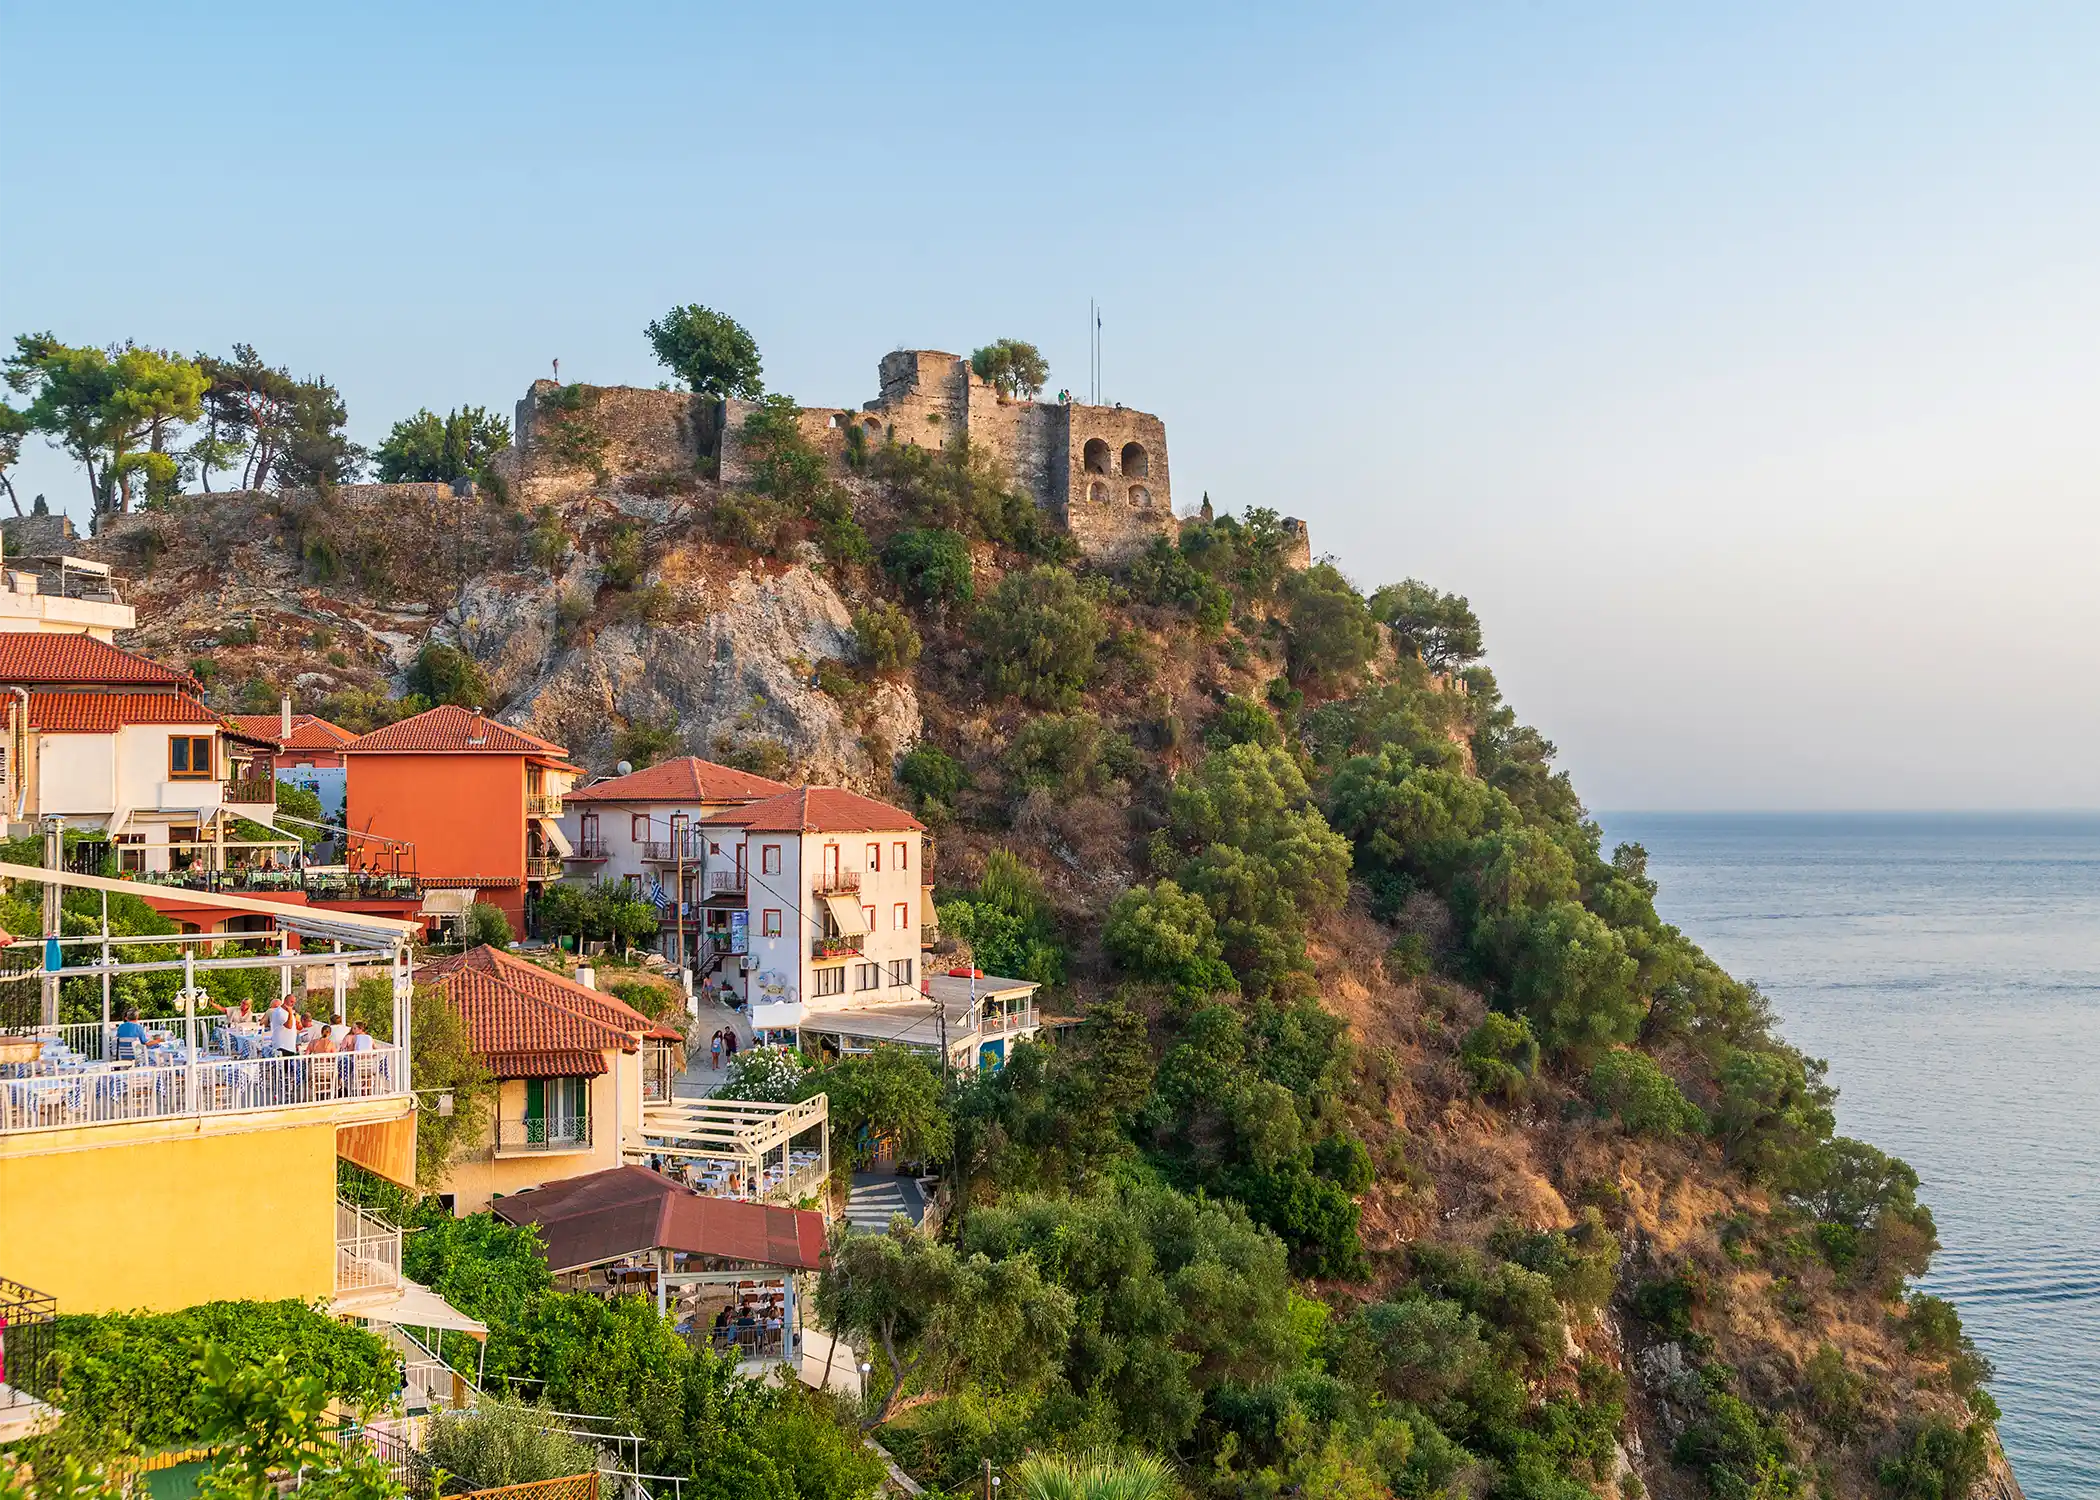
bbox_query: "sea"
[1595,813,2100,1497]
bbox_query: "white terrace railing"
[0,1040,405,1135]
[336,1199,404,1299]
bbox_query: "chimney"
[574,964,596,991]
[467,707,486,745]
[280,693,293,740]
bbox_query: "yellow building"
[0,868,420,1315]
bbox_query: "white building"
[0,634,278,866]
[695,787,930,1038]
[556,756,791,957]
[0,541,134,641]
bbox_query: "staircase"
[843,1172,924,1235]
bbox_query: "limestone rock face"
[498,562,919,789]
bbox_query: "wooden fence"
[456,1473,601,1500]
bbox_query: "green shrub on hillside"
[881,526,975,611]
[853,600,922,675]
[974,567,1106,709]
[1588,1048,1706,1138]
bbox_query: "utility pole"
[670,811,689,989]
[40,817,62,1026]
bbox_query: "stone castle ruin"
[511,349,1310,566]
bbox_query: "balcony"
[496,1112,593,1154]
[526,793,563,817]
[706,869,747,898]
[812,870,861,897]
[524,855,564,881]
[225,771,277,806]
[0,1034,406,1135]
[567,837,609,862]
[642,837,705,865]
[812,932,865,961]
[123,867,422,903]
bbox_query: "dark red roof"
[0,634,191,688]
[565,756,791,806]
[492,1165,827,1273]
[340,704,570,758]
[29,690,225,733]
[701,786,924,834]
[229,713,356,752]
[421,946,680,1075]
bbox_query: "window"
[894,841,909,870]
[761,844,782,875]
[761,909,782,937]
[524,1077,589,1147]
[866,843,881,871]
[580,812,599,844]
[855,962,880,991]
[862,905,876,932]
[888,957,914,987]
[894,902,910,930]
[813,966,845,997]
[623,874,641,892]
[169,735,214,779]
[631,814,650,841]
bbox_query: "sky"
[5,2,2100,810]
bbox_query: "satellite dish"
[616,761,633,776]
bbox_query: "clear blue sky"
[7,3,2100,810]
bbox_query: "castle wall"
[1062,404,1174,563]
[514,380,711,483]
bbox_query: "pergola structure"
[624,1095,830,1208]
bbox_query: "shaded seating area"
[492,1164,826,1370]
[628,1095,830,1206]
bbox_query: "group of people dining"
[202,996,379,1058]
[674,1283,788,1359]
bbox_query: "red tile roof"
[339,704,570,757]
[228,713,356,752]
[492,1164,827,1274]
[565,756,791,806]
[0,634,192,688]
[421,945,681,1076]
[29,690,226,733]
[701,785,924,834]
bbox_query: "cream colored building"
[420,945,684,1213]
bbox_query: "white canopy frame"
[626,1094,830,1207]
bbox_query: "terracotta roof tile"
[340,704,569,757]
[565,756,791,806]
[701,785,924,834]
[29,690,226,733]
[492,1165,827,1274]
[228,713,356,752]
[422,945,670,1074]
[0,634,192,688]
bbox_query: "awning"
[106,807,132,837]
[823,893,867,935]
[537,819,574,858]
[338,1279,488,1338]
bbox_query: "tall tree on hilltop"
[644,303,764,398]
[271,376,365,490]
[970,338,1049,400]
[192,344,299,493]
[4,334,207,518]
[375,405,513,484]
[0,400,28,516]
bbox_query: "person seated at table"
[115,1008,164,1059]
[347,1021,376,1053]
[304,1026,338,1056]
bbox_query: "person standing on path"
[710,1030,724,1071]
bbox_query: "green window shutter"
[525,1078,545,1122]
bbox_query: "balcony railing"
[524,856,564,881]
[0,1275,55,1409]
[813,870,861,896]
[0,1038,405,1135]
[976,1005,1040,1035]
[526,793,563,817]
[642,837,705,864]
[124,867,422,902]
[567,837,609,861]
[336,1199,404,1299]
[812,932,865,960]
[707,869,747,896]
[496,1113,592,1153]
[225,772,278,806]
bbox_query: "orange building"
[339,705,581,934]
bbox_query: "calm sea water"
[1596,813,2100,1497]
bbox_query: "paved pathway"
[844,1171,925,1235]
[673,996,753,1100]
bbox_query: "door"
[822,844,840,887]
